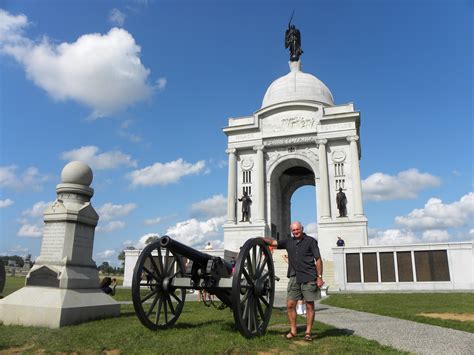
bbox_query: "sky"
[0,0,472,266]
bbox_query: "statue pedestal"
[0,162,120,328]
[223,222,267,252]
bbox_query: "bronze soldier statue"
[336,188,347,217]
[238,191,252,222]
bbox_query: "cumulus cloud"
[97,221,126,233]
[305,222,318,238]
[421,230,450,243]
[108,8,126,26]
[0,165,49,190]
[191,194,227,218]
[156,77,167,90]
[395,193,474,230]
[127,159,206,187]
[0,198,14,208]
[0,10,153,117]
[165,216,226,249]
[22,201,54,217]
[362,169,441,201]
[368,228,419,245]
[18,223,43,237]
[61,146,137,170]
[96,249,116,259]
[97,202,137,221]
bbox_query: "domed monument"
[222,23,368,283]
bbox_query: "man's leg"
[305,301,315,335]
[287,299,297,336]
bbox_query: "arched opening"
[291,185,318,239]
[269,158,317,241]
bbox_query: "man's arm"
[315,258,324,288]
[261,237,278,247]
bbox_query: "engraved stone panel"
[40,222,67,261]
[380,252,396,282]
[415,250,450,282]
[397,251,414,282]
[363,253,378,282]
[262,111,318,134]
[346,253,361,283]
[26,266,59,287]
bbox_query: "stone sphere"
[61,161,93,186]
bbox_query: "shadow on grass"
[317,328,355,339]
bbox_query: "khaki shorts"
[287,276,320,302]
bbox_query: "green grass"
[321,293,474,333]
[1,277,406,353]
[0,304,406,354]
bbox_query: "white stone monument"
[0,161,120,328]
[223,60,368,263]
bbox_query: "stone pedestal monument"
[0,161,120,328]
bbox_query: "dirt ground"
[417,313,474,322]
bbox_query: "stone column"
[253,145,265,222]
[316,138,331,219]
[347,135,364,216]
[226,148,237,223]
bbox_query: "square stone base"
[0,286,121,328]
[223,222,267,252]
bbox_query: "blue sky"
[0,0,472,266]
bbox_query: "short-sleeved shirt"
[278,234,321,283]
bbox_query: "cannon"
[132,236,275,338]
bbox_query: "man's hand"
[316,277,324,288]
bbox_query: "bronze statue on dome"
[285,12,303,62]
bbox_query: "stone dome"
[61,161,93,186]
[261,61,334,108]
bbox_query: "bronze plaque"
[380,252,396,282]
[346,253,361,283]
[415,250,450,282]
[363,253,378,282]
[397,252,413,282]
[431,250,450,281]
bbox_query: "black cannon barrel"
[160,235,213,267]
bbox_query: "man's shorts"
[287,276,320,302]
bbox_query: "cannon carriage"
[132,236,276,338]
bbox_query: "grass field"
[321,293,474,333]
[1,276,407,354]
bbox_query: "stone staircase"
[271,249,336,294]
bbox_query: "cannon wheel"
[132,239,186,330]
[232,238,275,338]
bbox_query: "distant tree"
[0,255,24,268]
[145,236,159,245]
[118,246,136,267]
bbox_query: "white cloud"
[108,8,126,26]
[1,10,153,117]
[362,169,441,201]
[0,198,14,208]
[368,228,419,245]
[97,202,137,221]
[10,245,29,254]
[0,165,49,190]
[22,201,54,217]
[144,216,162,225]
[61,146,137,170]
[156,77,167,90]
[421,230,450,243]
[127,159,206,187]
[96,249,116,259]
[395,193,474,230]
[305,222,318,238]
[131,233,161,249]
[165,216,226,249]
[119,120,143,143]
[97,221,126,233]
[18,223,43,237]
[191,194,227,218]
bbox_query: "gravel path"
[274,292,474,354]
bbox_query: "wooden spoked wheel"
[232,238,275,338]
[132,239,186,330]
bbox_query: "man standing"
[262,221,324,341]
[336,188,347,217]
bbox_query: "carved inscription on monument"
[262,111,318,133]
[318,122,354,132]
[263,135,314,147]
[40,222,66,261]
[72,224,94,263]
